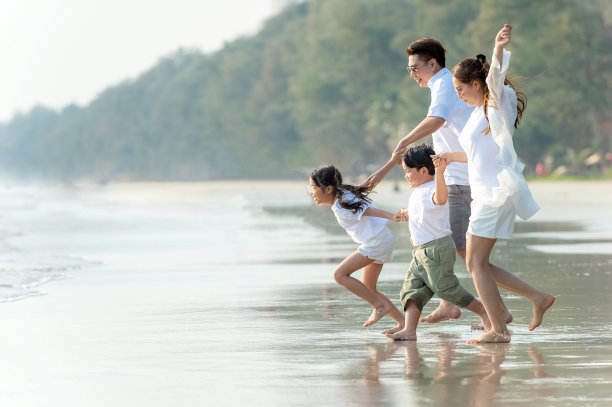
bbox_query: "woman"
[433,25,554,343]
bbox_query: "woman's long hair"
[310,165,373,213]
[452,54,526,134]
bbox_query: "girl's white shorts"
[358,227,394,264]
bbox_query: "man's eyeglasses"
[406,58,431,74]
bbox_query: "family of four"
[308,25,555,343]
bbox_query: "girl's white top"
[331,191,387,244]
[458,48,539,220]
[408,181,451,246]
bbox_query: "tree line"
[0,0,610,182]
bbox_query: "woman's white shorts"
[467,198,516,240]
[358,227,394,264]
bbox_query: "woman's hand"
[431,154,447,173]
[431,151,451,165]
[495,24,512,49]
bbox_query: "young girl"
[433,24,554,343]
[309,155,404,332]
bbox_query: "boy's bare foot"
[386,329,417,341]
[419,302,461,323]
[363,304,391,327]
[466,330,510,344]
[381,324,404,335]
[528,294,555,331]
[471,309,513,330]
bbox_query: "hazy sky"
[0,0,276,122]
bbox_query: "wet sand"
[0,180,610,406]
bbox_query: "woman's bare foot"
[386,329,417,341]
[467,330,511,344]
[479,314,492,332]
[419,302,461,323]
[381,323,404,335]
[471,309,513,330]
[363,304,391,327]
[528,294,555,331]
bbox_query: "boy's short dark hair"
[406,38,446,67]
[403,144,435,175]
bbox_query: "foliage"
[0,0,610,182]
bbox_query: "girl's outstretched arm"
[357,151,403,189]
[394,208,408,222]
[363,207,395,221]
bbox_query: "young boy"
[387,144,490,341]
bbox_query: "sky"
[0,0,277,122]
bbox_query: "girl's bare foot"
[381,323,404,335]
[528,294,555,331]
[419,303,461,323]
[467,330,510,344]
[471,309,513,330]
[363,304,391,327]
[386,329,417,341]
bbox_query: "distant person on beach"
[308,156,405,331]
[433,24,555,343]
[386,144,491,341]
[391,37,510,325]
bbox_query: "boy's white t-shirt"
[408,180,451,246]
[427,68,473,186]
[331,191,387,244]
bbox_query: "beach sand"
[0,180,610,406]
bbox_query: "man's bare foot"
[419,303,461,324]
[381,324,404,335]
[363,304,391,327]
[466,330,510,344]
[528,294,555,331]
[386,329,417,341]
[471,309,513,330]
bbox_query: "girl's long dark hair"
[452,54,526,135]
[310,165,373,214]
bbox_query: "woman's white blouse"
[458,48,539,220]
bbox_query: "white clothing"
[331,191,387,244]
[357,227,394,264]
[459,106,500,202]
[458,48,539,221]
[408,181,451,246]
[427,68,473,186]
[468,199,516,240]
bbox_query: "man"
[393,38,476,324]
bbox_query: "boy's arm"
[357,151,403,189]
[432,158,448,205]
[393,116,445,154]
[363,207,396,221]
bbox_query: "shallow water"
[0,181,610,406]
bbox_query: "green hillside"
[1,0,610,182]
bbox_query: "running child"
[386,144,491,341]
[309,155,404,331]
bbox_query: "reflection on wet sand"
[349,337,563,407]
